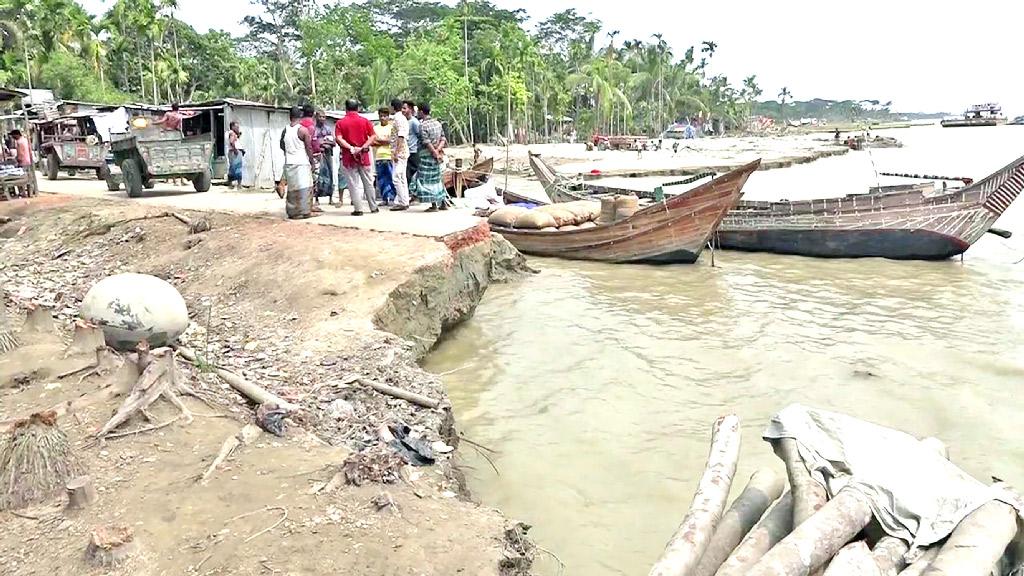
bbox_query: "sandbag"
[540,227,558,232]
[614,194,640,221]
[599,196,617,224]
[488,206,531,227]
[578,221,598,229]
[558,225,579,231]
[535,205,579,227]
[513,210,558,230]
[562,200,602,223]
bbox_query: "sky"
[80,0,1024,116]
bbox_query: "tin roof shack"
[181,99,294,190]
[0,87,39,198]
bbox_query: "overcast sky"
[81,0,1024,115]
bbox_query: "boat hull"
[717,228,970,260]
[494,160,759,264]
[940,118,1006,127]
[718,154,1024,260]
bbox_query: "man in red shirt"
[334,99,378,216]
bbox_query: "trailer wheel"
[122,159,144,198]
[105,175,121,192]
[192,168,212,192]
[46,152,60,180]
[96,164,110,181]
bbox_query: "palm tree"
[778,86,792,123]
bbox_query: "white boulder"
[80,273,189,351]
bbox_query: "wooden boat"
[490,160,758,264]
[443,157,493,192]
[528,152,1024,260]
[717,154,1024,259]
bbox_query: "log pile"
[647,415,1022,576]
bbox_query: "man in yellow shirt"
[373,108,396,205]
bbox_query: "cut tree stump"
[746,489,875,576]
[95,347,195,439]
[64,320,106,359]
[21,304,56,340]
[649,414,742,576]
[694,468,786,576]
[0,291,17,354]
[0,411,84,511]
[823,541,881,576]
[85,525,138,567]
[65,475,97,510]
[920,500,1019,576]
[715,492,794,576]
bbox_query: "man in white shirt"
[389,98,411,210]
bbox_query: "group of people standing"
[280,98,448,220]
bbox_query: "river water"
[422,125,1024,576]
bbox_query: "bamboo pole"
[694,468,786,576]
[649,414,741,576]
[714,492,794,576]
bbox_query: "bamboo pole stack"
[647,416,1022,576]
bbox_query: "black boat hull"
[717,228,971,260]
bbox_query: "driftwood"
[823,542,880,576]
[198,424,262,484]
[176,346,299,411]
[772,437,827,526]
[746,489,874,576]
[920,500,1019,576]
[65,475,97,510]
[694,468,786,576]
[85,525,138,567]
[649,414,741,576]
[359,378,441,409]
[897,548,940,576]
[715,492,795,576]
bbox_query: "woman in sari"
[414,103,448,212]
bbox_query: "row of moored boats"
[488,153,1024,264]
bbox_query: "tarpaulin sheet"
[763,404,1023,553]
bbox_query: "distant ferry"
[941,103,1007,127]
[1011,115,1024,125]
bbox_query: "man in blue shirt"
[402,100,421,194]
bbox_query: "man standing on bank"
[226,121,244,190]
[403,100,421,196]
[389,98,411,211]
[281,106,317,219]
[334,99,379,216]
[415,102,448,212]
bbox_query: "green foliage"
[1,0,922,141]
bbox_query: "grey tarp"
[763,404,1023,555]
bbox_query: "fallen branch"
[649,414,741,576]
[102,415,182,441]
[225,506,288,543]
[358,378,440,409]
[78,211,174,239]
[694,468,786,576]
[176,346,299,411]
[198,424,262,484]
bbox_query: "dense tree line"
[1,0,775,143]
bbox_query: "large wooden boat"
[490,160,758,264]
[443,157,493,192]
[941,103,1007,127]
[527,152,1024,260]
[717,154,1024,259]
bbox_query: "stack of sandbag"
[488,200,602,231]
[596,194,640,225]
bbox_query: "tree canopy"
[0,0,912,142]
